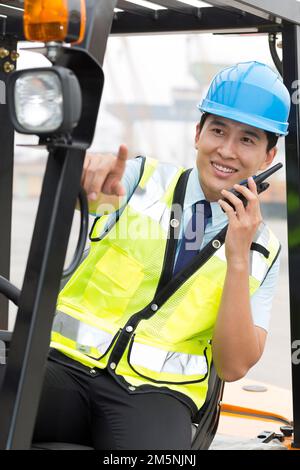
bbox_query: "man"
[33,61,290,449]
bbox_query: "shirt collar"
[185,166,227,227]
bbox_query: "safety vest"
[51,157,281,412]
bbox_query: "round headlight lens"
[15,72,63,133]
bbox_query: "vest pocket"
[82,245,145,317]
[126,335,209,385]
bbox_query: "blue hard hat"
[198,61,290,136]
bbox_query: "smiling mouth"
[211,162,238,174]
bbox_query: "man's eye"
[242,137,254,144]
[212,128,224,135]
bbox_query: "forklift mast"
[0,0,299,450]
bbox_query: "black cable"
[0,276,20,306]
[0,188,88,305]
[62,187,89,279]
[268,33,283,77]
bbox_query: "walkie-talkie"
[222,162,283,210]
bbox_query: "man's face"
[195,115,277,202]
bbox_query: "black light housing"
[7,66,82,136]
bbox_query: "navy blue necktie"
[173,200,212,275]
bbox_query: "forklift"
[0,0,299,451]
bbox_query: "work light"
[7,66,82,136]
[24,0,86,44]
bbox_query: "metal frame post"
[282,22,300,448]
[82,0,118,66]
[0,35,17,330]
[0,0,117,450]
[0,147,86,449]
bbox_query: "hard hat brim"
[198,100,288,136]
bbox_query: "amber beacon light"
[24,0,86,44]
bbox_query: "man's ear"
[195,122,201,149]
[259,146,277,171]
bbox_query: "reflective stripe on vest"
[52,311,116,358]
[52,311,208,376]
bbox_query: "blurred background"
[10,19,291,392]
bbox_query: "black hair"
[199,113,279,152]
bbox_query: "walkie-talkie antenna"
[237,163,283,188]
[253,163,283,185]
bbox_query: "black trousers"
[26,359,192,450]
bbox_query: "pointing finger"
[117,144,128,162]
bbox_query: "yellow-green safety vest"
[51,157,280,412]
